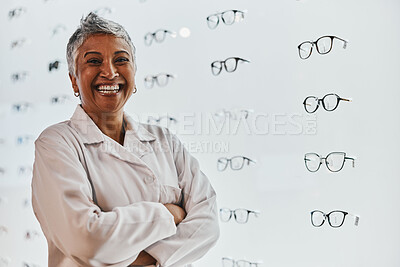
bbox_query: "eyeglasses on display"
[51,24,67,37]
[144,29,177,46]
[16,135,35,145]
[12,102,32,113]
[217,156,256,171]
[214,108,254,121]
[51,95,70,104]
[9,7,26,19]
[222,257,262,267]
[303,93,352,113]
[211,57,250,76]
[206,9,247,29]
[220,208,260,224]
[93,7,114,16]
[49,60,63,72]
[304,152,355,172]
[298,35,348,59]
[147,115,178,125]
[144,73,176,88]
[10,38,30,49]
[311,210,360,228]
[11,71,28,82]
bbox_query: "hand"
[129,251,156,266]
[164,203,187,225]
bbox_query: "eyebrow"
[83,50,130,58]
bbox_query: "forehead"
[77,34,132,55]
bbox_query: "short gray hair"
[66,12,136,76]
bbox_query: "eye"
[87,58,101,64]
[115,57,129,63]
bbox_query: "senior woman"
[31,13,219,267]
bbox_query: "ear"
[69,72,79,94]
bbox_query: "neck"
[84,109,126,145]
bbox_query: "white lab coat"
[31,105,219,267]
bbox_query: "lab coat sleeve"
[31,129,177,267]
[145,133,220,267]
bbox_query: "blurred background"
[0,0,400,266]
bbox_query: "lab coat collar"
[69,105,156,145]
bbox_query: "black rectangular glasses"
[206,9,246,29]
[211,57,250,76]
[217,156,256,171]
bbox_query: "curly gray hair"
[66,12,136,76]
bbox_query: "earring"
[132,87,137,94]
[74,91,80,97]
[115,73,120,77]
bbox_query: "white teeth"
[97,84,120,90]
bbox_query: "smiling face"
[69,34,136,119]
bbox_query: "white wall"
[1,0,400,266]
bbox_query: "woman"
[31,13,219,267]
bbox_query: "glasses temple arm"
[340,97,352,102]
[345,156,356,167]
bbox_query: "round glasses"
[303,93,352,113]
[304,152,355,172]
[219,208,260,224]
[298,35,348,59]
[222,257,262,267]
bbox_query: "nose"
[100,60,118,79]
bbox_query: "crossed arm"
[130,204,187,266]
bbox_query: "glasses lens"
[156,74,169,87]
[144,76,154,88]
[154,30,166,42]
[144,33,153,46]
[326,152,345,172]
[230,156,245,170]
[224,58,238,72]
[207,15,219,29]
[329,211,345,227]
[221,10,235,25]
[217,157,228,171]
[311,211,325,227]
[304,153,320,172]
[304,97,319,113]
[322,94,339,111]
[298,42,312,59]
[236,260,251,267]
[234,209,249,224]
[316,36,333,54]
[222,258,235,267]
[211,61,222,75]
[219,208,232,222]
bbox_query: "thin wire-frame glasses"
[217,156,256,171]
[298,35,348,59]
[219,208,260,224]
[303,93,352,113]
[206,9,246,29]
[222,257,262,267]
[144,73,176,88]
[304,152,355,172]
[311,210,360,228]
[211,57,250,76]
[144,29,177,46]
